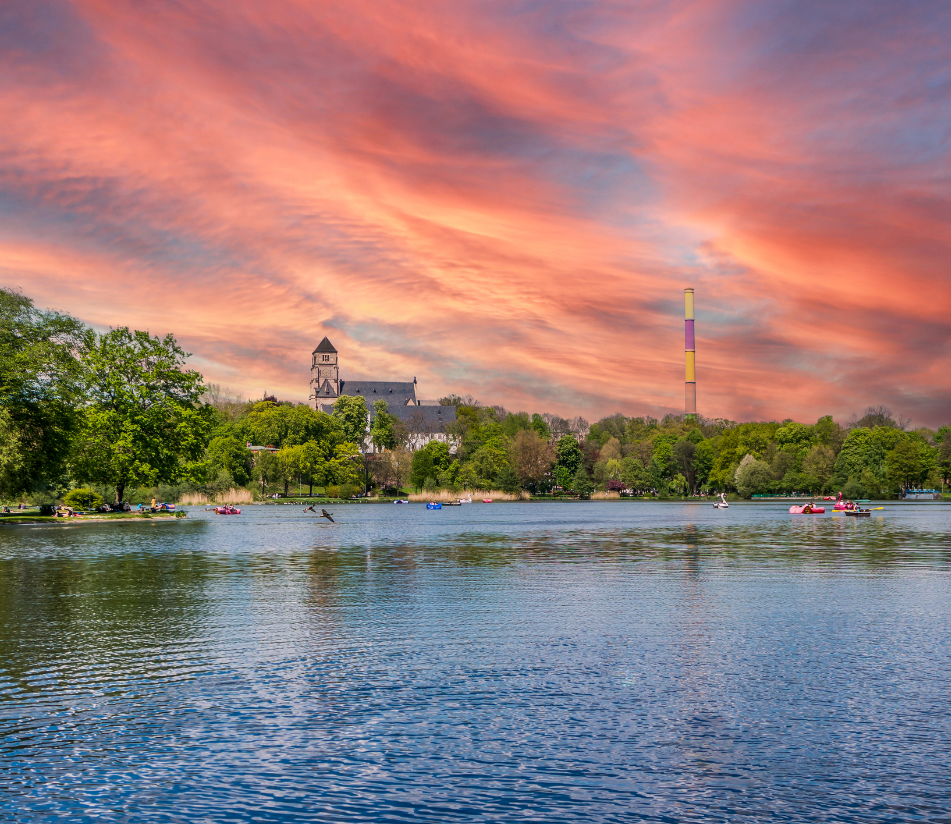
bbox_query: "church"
[309,337,456,450]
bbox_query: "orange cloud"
[2,0,949,425]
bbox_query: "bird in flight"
[303,505,334,522]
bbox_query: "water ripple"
[0,502,950,821]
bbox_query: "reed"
[178,488,256,506]
[406,489,529,502]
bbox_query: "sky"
[1,0,950,426]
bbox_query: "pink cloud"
[2,0,949,425]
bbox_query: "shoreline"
[0,511,185,526]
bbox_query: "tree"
[554,435,582,487]
[206,436,252,486]
[530,413,551,440]
[370,400,397,451]
[0,287,91,498]
[331,396,369,446]
[693,440,715,488]
[325,442,361,486]
[886,438,936,490]
[496,464,521,494]
[572,465,594,498]
[253,451,280,494]
[802,444,835,488]
[242,402,342,449]
[672,438,697,493]
[735,454,772,498]
[277,445,306,497]
[507,430,554,486]
[373,447,413,492]
[70,328,207,504]
[409,441,452,491]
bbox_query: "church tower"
[309,337,339,409]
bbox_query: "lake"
[1,501,949,822]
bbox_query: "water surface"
[1,502,949,822]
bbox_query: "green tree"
[554,435,582,487]
[242,402,342,449]
[802,444,835,489]
[253,451,280,494]
[496,464,521,494]
[0,287,91,497]
[572,465,594,498]
[886,437,936,490]
[71,328,207,504]
[277,444,306,497]
[62,487,105,509]
[206,436,252,486]
[332,396,369,446]
[530,413,551,440]
[735,454,772,498]
[693,440,716,488]
[370,400,397,451]
[409,441,453,490]
[672,438,697,493]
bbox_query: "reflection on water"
[0,503,950,822]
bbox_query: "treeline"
[0,287,369,504]
[3,287,949,503]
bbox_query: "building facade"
[309,337,456,450]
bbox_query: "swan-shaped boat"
[789,503,824,514]
[713,493,729,509]
[214,505,241,515]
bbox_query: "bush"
[63,488,105,509]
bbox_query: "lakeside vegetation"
[2,286,949,506]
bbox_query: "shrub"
[63,488,105,509]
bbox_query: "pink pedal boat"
[789,504,824,514]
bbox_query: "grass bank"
[0,510,185,525]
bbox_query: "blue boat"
[426,502,442,510]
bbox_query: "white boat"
[713,493,729,509]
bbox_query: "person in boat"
[803,502,814,513]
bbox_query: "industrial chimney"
[685,288,696,417]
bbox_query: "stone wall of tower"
[309,350,340,409]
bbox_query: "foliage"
[0,287,91,497]
[735,455,772,498]
[70,328,208,504]
[554,435,582,487]
[206,436,253,486]
[572,465,594,498]
[496,464,521,494]
[508,429,554,486]
[331,395,369,446]
[370,400,398,451]
[62,487,105,509]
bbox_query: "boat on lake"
[215,506,241,515]
[789,504,824,514]
[426,502,442,510]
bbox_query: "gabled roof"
[340,380,416,407]
[312,336,337,354]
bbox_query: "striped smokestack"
[685,288,696,417]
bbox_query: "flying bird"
[303,505,334,522]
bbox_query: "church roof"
[388,404,457,431]
[340,380,417,408]
[312,336,337,354]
